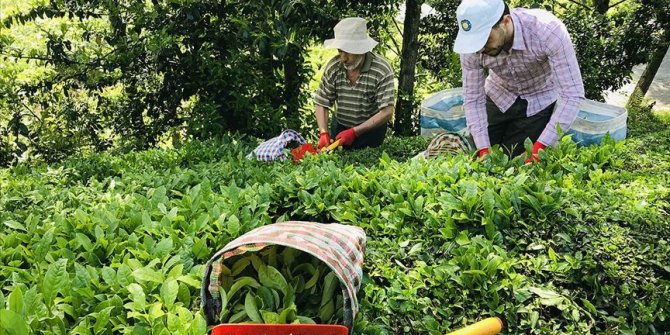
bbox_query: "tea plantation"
[1,104,668,335]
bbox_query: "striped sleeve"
[313,56,339,108]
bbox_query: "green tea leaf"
[580,298,597,314]
[178,283,192,307]
[0,309,29,335]
[244,292,262,323]
[279,304,297,324]
[93,307,114,334]
[43,258,68,307]
[231,258,251,276]
[530,310,539,328]
[261,310,280,323]
[228,310,247,323]
[76,233,93,251]
[318,299,335,322]
[127,283,146,310]
[190,313,207,335]
[257,286,275,310]
[320,272,338,307]
[249,254,265,273]
[282,248,299,268]
[227,277,261,300]
[177,275,201,288]
[455,231,470,246]
[101,267,117,286]
[133,267,165,283]
[8,286,24,314]
[3,220,25,231]
[154,238,174,259]
[259,265,289,296]
[218,287,229,321]
[303,267,320,290]
[117,264,133,287]
[296,315,316,324]
[161,279,179,309]
[529,287,561,299]
[34,228,54,262]
[540,297,566,307]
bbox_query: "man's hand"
[477,147,490,158]
[335,128,357,146]
[317,132,331,150]
[524,141,546,163]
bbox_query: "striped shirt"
[314,52,395,128]
[460,8,585,149]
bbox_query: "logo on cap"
[461,19,472,32]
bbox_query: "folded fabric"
[246,129,307,162]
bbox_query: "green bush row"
[1,110,669,334]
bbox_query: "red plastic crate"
[211,324,349,335]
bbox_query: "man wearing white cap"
[314,17,395,149]
[454,0,585,162]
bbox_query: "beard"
[343,55,365,70]
[484,47,504,57]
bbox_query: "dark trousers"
[330,119,387,149]
[486,96,555,157]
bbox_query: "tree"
[394,0,423,136]
[629,0,669,104]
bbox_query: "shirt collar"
[510,10,526,51]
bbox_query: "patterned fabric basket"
[201,221,367,334]
[413,132,475,160]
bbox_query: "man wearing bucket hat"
[314,17,395,149]
[454,0,585,162]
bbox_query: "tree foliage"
[0,0,666,165]
[0,0,396,166]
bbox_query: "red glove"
[524,141,546,163]
[335,128,357,146]
[477,148,490,158]
[317,132,331,149]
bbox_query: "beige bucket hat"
[324,17,378,54]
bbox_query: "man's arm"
[461,53,489,150]
[313,57,338,134]
[537,22,585,146]
[353,105,394,135]
[315,104,330,134]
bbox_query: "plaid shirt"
[246,130,306,161]
[460,8,585,149]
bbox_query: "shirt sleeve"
[314,58,338,108]
[375,71,395,111]
[538,21,585,146]
[460,53,489,149]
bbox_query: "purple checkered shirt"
[460,8,585,149]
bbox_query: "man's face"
[481,24,507,57]
[338,50,365,71]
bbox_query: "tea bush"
[1,105,668,334]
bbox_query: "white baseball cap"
[453,0,505,54]
[324,17,378,54]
